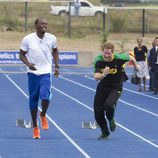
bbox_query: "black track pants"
[94,86,122,134]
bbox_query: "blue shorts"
[28,73,52,110]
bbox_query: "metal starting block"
[82,121,99,129]
[16,119,33,128]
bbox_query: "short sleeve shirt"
[20,32,57,75]
[93,53,130,88]
[134,45,148,61]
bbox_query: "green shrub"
[110,15,127,33]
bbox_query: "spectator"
[134,37,149,91]
[74,0,81,17]
[148,37,158,95]
[147,40,155,92]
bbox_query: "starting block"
[16,119,33,128]
[82,121,99,129]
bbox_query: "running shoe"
[109,118,117,132]
[40,113,49,130]
[33,127,40,139]
[98,132,109,140]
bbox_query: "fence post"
[24,1,28,33]
[103,7,106,30]
[68,1,71,38]
[142,8,145,37]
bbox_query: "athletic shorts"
[28,73,52,110]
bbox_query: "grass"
[0,31,156,67]
[0,0,158,62]
[0,1,158,37]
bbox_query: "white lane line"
[84,75,158,101]
[59,76,158,117]
[53,86,158,149]
[4,74,91,158]
[119,99,158,117]
[123,87,158,100]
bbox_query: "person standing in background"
[134,37,149,91]
[74,0,81,17]
[148,37,158,95]
[19,17,59,139]
[147,40,155,92]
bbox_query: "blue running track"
[0,66,158,158]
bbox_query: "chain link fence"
[0,2,158,38]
